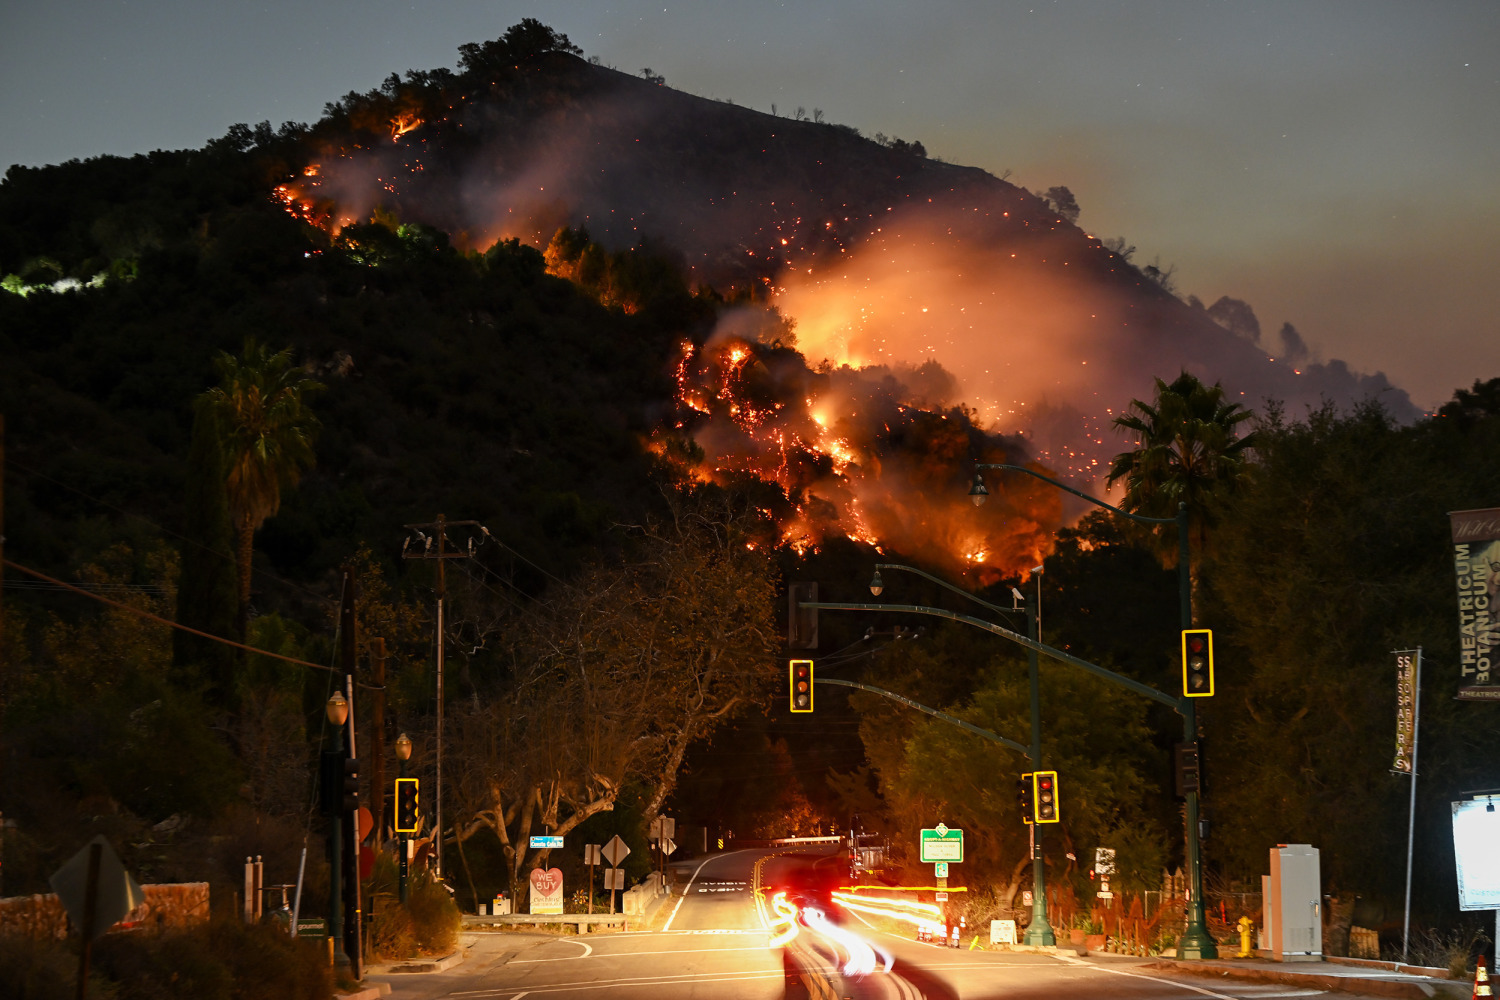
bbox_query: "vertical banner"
[1393,650,1418,772]
[1448,509,1500,700]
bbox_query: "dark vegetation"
[1,19,1497,971]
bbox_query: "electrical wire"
[4,558,338,674]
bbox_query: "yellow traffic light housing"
[1182,629,1215,697]
[1032,770,1060,823]
[790,659,814,713]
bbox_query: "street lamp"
[970,464,1216,959]
[394,733,412,905]
[325,691,351,971]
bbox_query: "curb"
[336,985,391,999]
[1147,959,1471,1000]
[364,950,465,975]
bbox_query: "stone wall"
[0,882,210,941]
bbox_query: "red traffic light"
[789,659,814,713]
[1181,629,1215,697]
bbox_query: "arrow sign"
[602,834,630,866]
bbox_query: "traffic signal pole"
[1023,593,1055,945]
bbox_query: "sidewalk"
[1144,956,1473,999]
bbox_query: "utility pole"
[369,638,387,846]
[338,570,364,980]
[0,413,6,897]
[402,516,481,880]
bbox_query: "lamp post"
[869,562,1053,943]
[970,464,1216,959]
[394,733,411,905]
[326,691,351,971]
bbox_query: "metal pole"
[1401,647,1423,964]
[1023,593,1055,945]
[1178,502,1217,959]
[435,515,445,881]
[398,755,409,905]
[290,845,307,938]
[329,718,347,970]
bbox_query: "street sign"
[50,836,144,940]
[934,862,949,879]
[529,835,565,849]
[936,892,948,902]
[602,834,631,866]
[649,817,676,840]
[661,837,677,857]
[296,918,328,938]
[1094,847,1116,876]
[920,826,964,863]
[604,868,626,890]
[584,844,602,866]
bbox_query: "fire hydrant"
[1237,916,1255,958]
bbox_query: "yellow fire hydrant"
[1237,916,1255,958]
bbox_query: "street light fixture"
[971,462,1216,959]
[325,692,350,970]
[868,571,884,597]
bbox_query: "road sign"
[920,826,964,863]
[602,834,631,866]
[661,837,677,856]
[604,868,626,890]
[936,892,948,902]
[50,836,144,940]
[584,844,602,866]
[934,862,949,879]
[649,817,675,840]
[529,835,565,849]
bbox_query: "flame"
[653,321,1063,581]
[390,112,424,142]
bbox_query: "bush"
[0,918,334,1000]
[405,872,461,956]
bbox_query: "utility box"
[1264,844,1321,961]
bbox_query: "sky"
[2,1,1497,409]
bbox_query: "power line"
[3,558,337,674]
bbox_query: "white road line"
[661,853,726,931]
[508,939,593,963]
[1053,954,1243,1000]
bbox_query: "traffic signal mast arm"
[814,675,1028,755]
[801,600,1183,712]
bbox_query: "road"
[370,847,1390,1000]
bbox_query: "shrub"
[405,872,461,956]
[0,934,76,1000]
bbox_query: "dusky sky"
[2,1,1495,408]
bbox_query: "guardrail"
[463,913,630,933]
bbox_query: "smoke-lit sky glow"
[4,1,1497,408]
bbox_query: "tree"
[1106,371,1257,562]
[1039,185,1081,224]
[447,497,778,891]
[197,342,321,641]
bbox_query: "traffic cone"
[1474,956,1492,1000]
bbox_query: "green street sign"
[296,918,328,938]
[920,824,964,863]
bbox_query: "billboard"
[1451,798,1500,910]
[1447,509,1500,700]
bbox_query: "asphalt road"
[370,847,1398,1000]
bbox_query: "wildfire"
[652,316,1063,581]
[390,112,424,141]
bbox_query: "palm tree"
[198,342,321,638]
[1106,371,1257,562]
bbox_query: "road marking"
[507,939,593,963]
[661,852,725,931]
[1053,954,1243,999]
[448,969,783,995]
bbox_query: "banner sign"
[528,867,564,914]
[1448,509,1500,700]
[1393,650,1418,772]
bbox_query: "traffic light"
[789,659,814,713]
[341,757,361,813]
[394,778,420,834]
[1182,629,1215,697]
[1032,771,1060,824]
[319,750,343,816]
[788,582,819,650]
[1174,741,1201,796]
[1017,773,1034,825]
